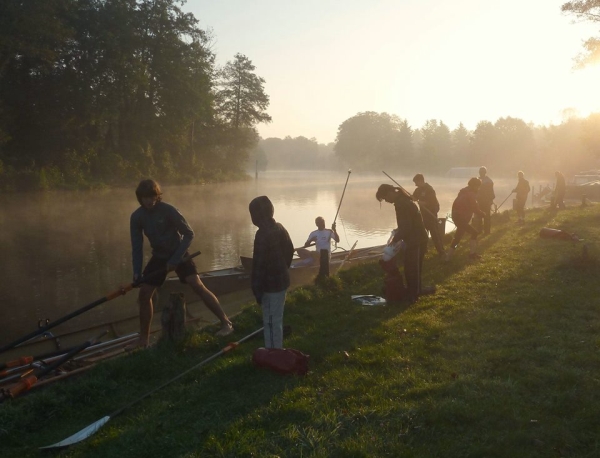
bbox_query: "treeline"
[0,0,270,191]
[335,112,600,177]
[252,136,339,171]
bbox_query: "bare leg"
[186,274,233,336]
[128,283,157,350]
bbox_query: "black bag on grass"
[252,348,309,375]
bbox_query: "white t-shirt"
[306,229,334,252]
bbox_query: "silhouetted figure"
[303,216,339,278]
[412,173,445,256]
[376,184,428,304]
[475,166,495,235]
[447,178,485,261]
[130,179,233,349]
[551,171,566,210]
[513,171,530,224]
[249,196,294,349]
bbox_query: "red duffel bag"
[252,347,309,375]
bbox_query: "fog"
[0,170,553,343]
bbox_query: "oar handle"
[0,251,202,355]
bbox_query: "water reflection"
[0,171,545,342]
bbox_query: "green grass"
[2,205,600,457]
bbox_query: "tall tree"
[214,53,271,171]
[562,1,600,67]
[451,123,471,166]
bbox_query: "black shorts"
[141,253,198,286]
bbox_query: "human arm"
[251,230,268,304]
[331,223,340,243]
[304,231,317,248]
[130,212,144,281]
[166,206,194,268]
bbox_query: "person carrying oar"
[446,177,485,261]
[376,184,428,304]
[513,171,531,224]
[130,180,233,349]
[302,217,340,278]
[475,166,495,236]
[412,174,445,257]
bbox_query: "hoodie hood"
[249,196,275,228]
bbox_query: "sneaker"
[216,322,234,337]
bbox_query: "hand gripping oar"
[495,190,514,212]
[382,171,437,220]
[0,251,201,355]
[40,327,264,450]
[0,331,107,403]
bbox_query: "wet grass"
[1,204,600,457]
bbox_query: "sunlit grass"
[1,204,599,457]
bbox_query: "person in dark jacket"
[376,184,428,304]
[130,179,233,349]
[551,171,566,210]
[412,174,445,256]
[447,178,485,261]
[475,166,495,235]
[249,196,295,349]
[512,171,530,223]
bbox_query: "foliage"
[562,1,600,67]
[0,1,270,191]
[257,136,339,171]
[335,111,413,171]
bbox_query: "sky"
[184,0,600,144]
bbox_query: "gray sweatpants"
[262,290,287,349]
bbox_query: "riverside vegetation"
[1,205,599,457]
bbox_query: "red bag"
[252,347,309,375]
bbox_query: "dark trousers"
[551,192,565,210]
[515,197,526,220]
[423,213,444,254]
[475,202,493,234]
[404,241,427,301]
[451,219,479,249]
[318,249,330,277]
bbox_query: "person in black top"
[376,184,429,304]
[412,174,445,256]
[512,171,530,223]
[551,171,566,210]
[475,166,495,235]
[249,196,295,349]
[447,178,486,261]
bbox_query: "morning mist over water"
[0,170,542,342]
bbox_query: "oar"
[382,171,437,220]
[40,327,264,450]
[333,169,351,225]
[0,333,139,382]
[0,251,201,355]
[335,240,358,274]
[495,190,514,212]
[0,331,107,403]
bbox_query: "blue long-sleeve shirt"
[130,201,194,277]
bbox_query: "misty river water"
[0,170,536,344]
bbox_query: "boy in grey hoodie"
[249,196,294,349]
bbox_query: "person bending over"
[447,178,485,261]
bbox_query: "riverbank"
[1,204,599,457]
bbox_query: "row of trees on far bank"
[333,111,600,178]
[0,0,271,191]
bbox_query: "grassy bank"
[1,205,599,458]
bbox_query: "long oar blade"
[39,416,111,450]
[40,327,263,450]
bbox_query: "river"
[0,170,540,344]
